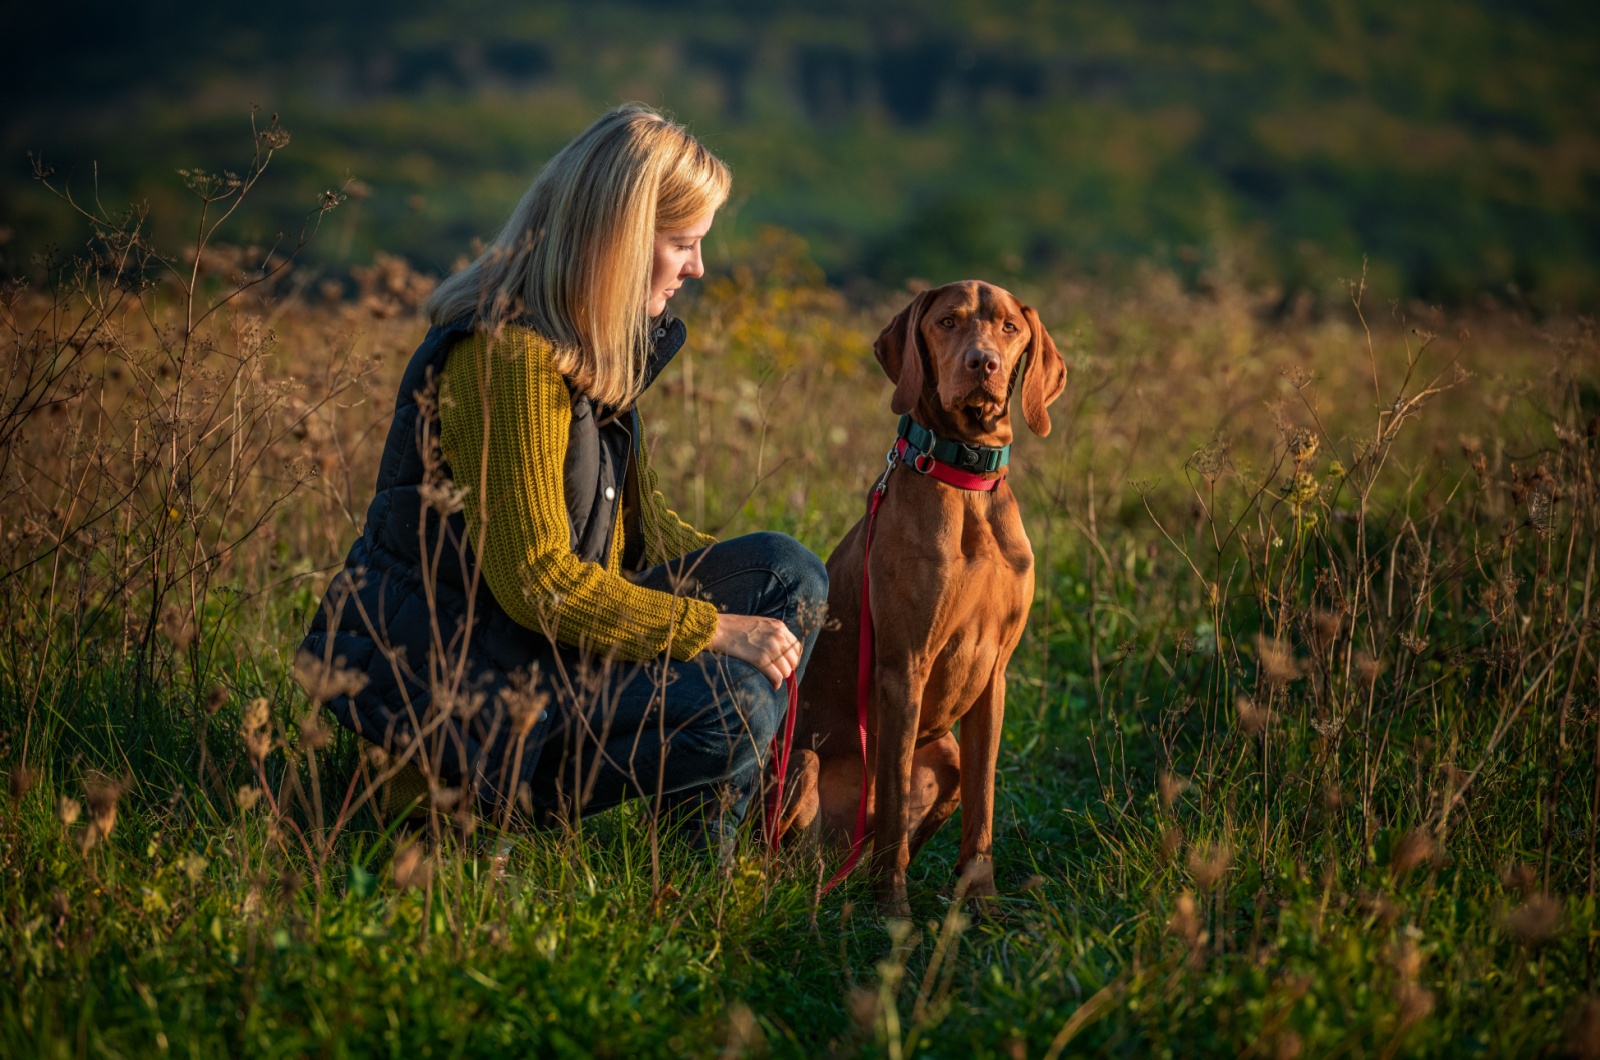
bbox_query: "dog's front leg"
[956,667,1006,901]
[871,659,924,919]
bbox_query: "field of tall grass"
[2,131,1598,1057]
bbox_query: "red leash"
[815,473,888,890]
[764,672,800,846]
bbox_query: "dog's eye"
[940,317,955,328]
[1003,321,1017,332]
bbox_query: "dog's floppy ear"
[874,288,936,416]
[1019,304,1068,437]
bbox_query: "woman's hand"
[708,614,801,690]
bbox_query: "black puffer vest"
[299,315,687,807]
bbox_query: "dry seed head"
[1397,983,1435,1030]
[84,773,123,838]
[1527,484,1553,537]
[1323,784,1345,811]
[1274,1030,1303,1060]
[1501,862,1538,898]
[437,687,485,722]
[1188,841,1233,891]
[8,763,36,801]
[1167,890,1201,943]
[1255,634,1301,686]
[498,671,550,740]
[1400,632,1429,657]
[1505,894,1562,948]
[57,796,81,827]
[1159,825,1184,863]
[429,783,463,813]
[279,866,304,900]
[236,785,261,812]
[1236,695,1272,736]
[298,713,333,751]
[1310,608,1342,650]
[293,650,368,705]
[365,745,390,768]
[1283,469,1319,507]
[1158,771,1190,809]
[1390,828,1435,876]
[723,1001,765,1057]
[241,881,263,918]
[244,727,272,767]
[242,697,270,734]
[180,852,208,882]
[847,986,879,1033]
[1287,428,1319,465]
[418,480,469,515]
[1186,439,1228,479]
[1390,940,1425,981]
[1354,650,1383,688]
[203,684,228,715]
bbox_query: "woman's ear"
[874,289,935,415]
[1019,304,1068,437]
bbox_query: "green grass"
[4,509,1596,1056]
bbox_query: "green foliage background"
[4,0,1598,306]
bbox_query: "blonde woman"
[301,104,827,851]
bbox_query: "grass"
[2,151,1599,1057]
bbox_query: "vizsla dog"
[782,280,1066,916]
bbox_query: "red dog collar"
[892,436,1006,492]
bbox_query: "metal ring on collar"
[913,451,935,474]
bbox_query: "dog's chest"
[915,507,1033,728]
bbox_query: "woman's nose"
[683,247,705,279]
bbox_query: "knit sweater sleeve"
[438,327,719,662]
[634,418,718,566]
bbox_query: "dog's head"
[873,280,1067,444]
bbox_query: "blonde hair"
[426,103,731,407]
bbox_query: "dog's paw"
[955,858,997,900]
[876,879,912,920]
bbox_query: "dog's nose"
[966,349,1001,378]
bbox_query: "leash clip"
[873,448,898,495]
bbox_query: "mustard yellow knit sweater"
[437,324,719,663]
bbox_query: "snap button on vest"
[604,486,616,500]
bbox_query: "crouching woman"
[299,104,827,851]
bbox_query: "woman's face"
[648,210,714,318]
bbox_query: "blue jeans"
[525,531,828,846]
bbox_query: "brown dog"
[782,280,1066,915]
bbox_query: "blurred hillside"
[3,0,1598,306]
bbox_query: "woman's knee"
[745,530,827,611]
